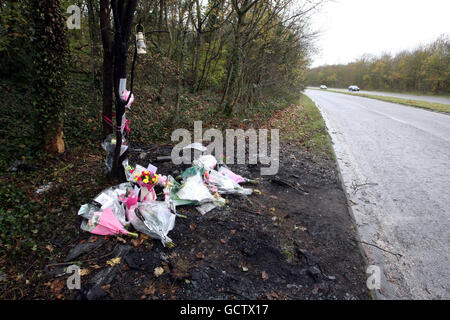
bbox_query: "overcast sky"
[309,0,450,68]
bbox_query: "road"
[304,89,450,299]
[321,87,450,105]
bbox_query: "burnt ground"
[45,142,371,300]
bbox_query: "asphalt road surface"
[320,87,450,105]
[304,89,450,299]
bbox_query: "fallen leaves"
[88,236,99,243]
[106,257,121,267]
[48,279,65,297]
[79,269,90,276]
[195,252,205,260]
[130,238,140,247]
[144,285,156,296]
[116,236,127,244]
[131,234,150,247]
[154,267,164,277]
[294,225,307,232]
[101,284,111,295]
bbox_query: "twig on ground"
[350,179,378,195]
[271,177,308,195]
[45,244,119,268]
[350,238,402,261]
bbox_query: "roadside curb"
[305,94,377,300]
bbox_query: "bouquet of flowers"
[133,170,160,190]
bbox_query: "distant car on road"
[348,85,360,92]
[320,85,328,90]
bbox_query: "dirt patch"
[47,142,371,300]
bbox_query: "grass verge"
[269,94,333,158]
[324,89,450,114]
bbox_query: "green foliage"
[63,74,103,148]
[308,34,450,94]
[0,0,33,80]
[0,183,42,256]
[0,82,40,166]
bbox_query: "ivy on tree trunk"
[31,0,68,154]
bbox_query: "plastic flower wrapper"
[102,134,128,174]
[180,166,206,181]
[78,183,133,227]
[196,193,226,215]
[178,169,216,203]
[122,161,147,183]
[218,166,250,184]
[81,208,138,237]
[177,169,226,213]
[118,186,139,210]
[122,158,135,182]
[192,154,217,171]
[163,175,199,213]
[205,169,253,195]
[122,90,134,109]
[126,201,176,247]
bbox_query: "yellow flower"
[143,178,149,184]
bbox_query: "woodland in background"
[0,0,319,164]
[307,35,450,94]
[0,0,321,269]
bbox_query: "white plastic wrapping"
[102,134,128,174]
[218,166,247,184]
[127,202,176,246]
[177,171,216,203]
[78,183,133,227]
[192,154,217,171]
[206,170,252,195]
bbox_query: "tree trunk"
[31,0,68,154]
[87,0,98,106]
[192,31,203,93]
[111,0,138,179]
[222,18,243,115]
[100,0,114,137]
[174,32,187,125]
